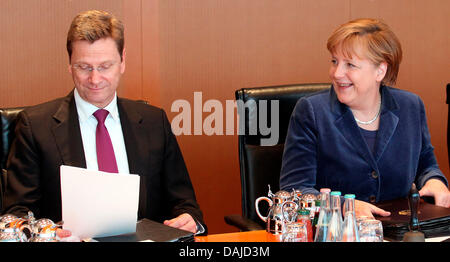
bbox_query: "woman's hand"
[419,179,450,208]
[354,199,390,218]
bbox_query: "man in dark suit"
[2,10,206,235]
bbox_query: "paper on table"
[60,165,140,240]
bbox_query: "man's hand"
[163,213,197,233]
[354,199,391,218]
[419,179,450,208]
[56,228,81,242]
[56,228,72,238]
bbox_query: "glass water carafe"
[341,194,360,242]
[325,191,343,242]
[314,188,331,242]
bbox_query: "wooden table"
[195,230,282,242]
[195,230,450,242]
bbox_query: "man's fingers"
[56,229,72,238]
[164,214,197,233]
[178,220,197,233]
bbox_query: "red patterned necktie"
[93,109,118,173]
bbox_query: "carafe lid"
[344,194,355,199]
[274,190,292,202]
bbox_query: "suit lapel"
[117,98,145,176]
[51,92,86,168]
[374,87,399,162]
[331,86,400,169]
[334,107,378,169]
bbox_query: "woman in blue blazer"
[280,18,450,217]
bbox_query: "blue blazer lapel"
[51,91,86,168]
[330,88,377,169]
[334,107,378,170]
[331,85,400,169]
[374,86,399,162]
[374,111,398,162]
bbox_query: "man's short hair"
[67,10,124,62]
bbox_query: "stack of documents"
[60,165,140,240]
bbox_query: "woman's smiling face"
[329,46,386,109]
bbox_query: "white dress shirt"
[74,88,130,174]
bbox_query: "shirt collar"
[74,88,120,123]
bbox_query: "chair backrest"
[0,107,26,211]
[1,107,25,171]
[235,83,330,226]
[447,83,450,167]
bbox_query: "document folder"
[376,198,450,240]
[94,219,194,242]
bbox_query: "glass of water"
[358,218,383,242]
[282,222,308,242]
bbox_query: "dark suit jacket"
[280,85,448,203]
[3,92,206,231]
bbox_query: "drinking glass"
[282,222,308,242]
[356,216,371,230]
[358,219,383,242]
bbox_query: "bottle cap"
[320,188,331,193]
[330,191,341,196]
[297,209,310,215]
[344,194,355,199]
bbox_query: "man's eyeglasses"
[71,62,116,75]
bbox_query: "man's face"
[69,37,125,108]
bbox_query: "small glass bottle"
[297,209,313,242]
[341,194,360,242]
[312,199,321,237]
[314,188,331,242]
[325,191,343,242]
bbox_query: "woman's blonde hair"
[327,18,402,86]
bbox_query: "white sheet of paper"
[60,165,140,240]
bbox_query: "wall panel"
[0,0,125,107]
[122,0,143,100]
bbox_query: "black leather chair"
[225,83,330,231]
[447,83,450,167]
[0,107,26,212]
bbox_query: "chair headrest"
[235,83,330,145]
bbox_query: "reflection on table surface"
[195,230,280,242]
[195,230,450,242]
